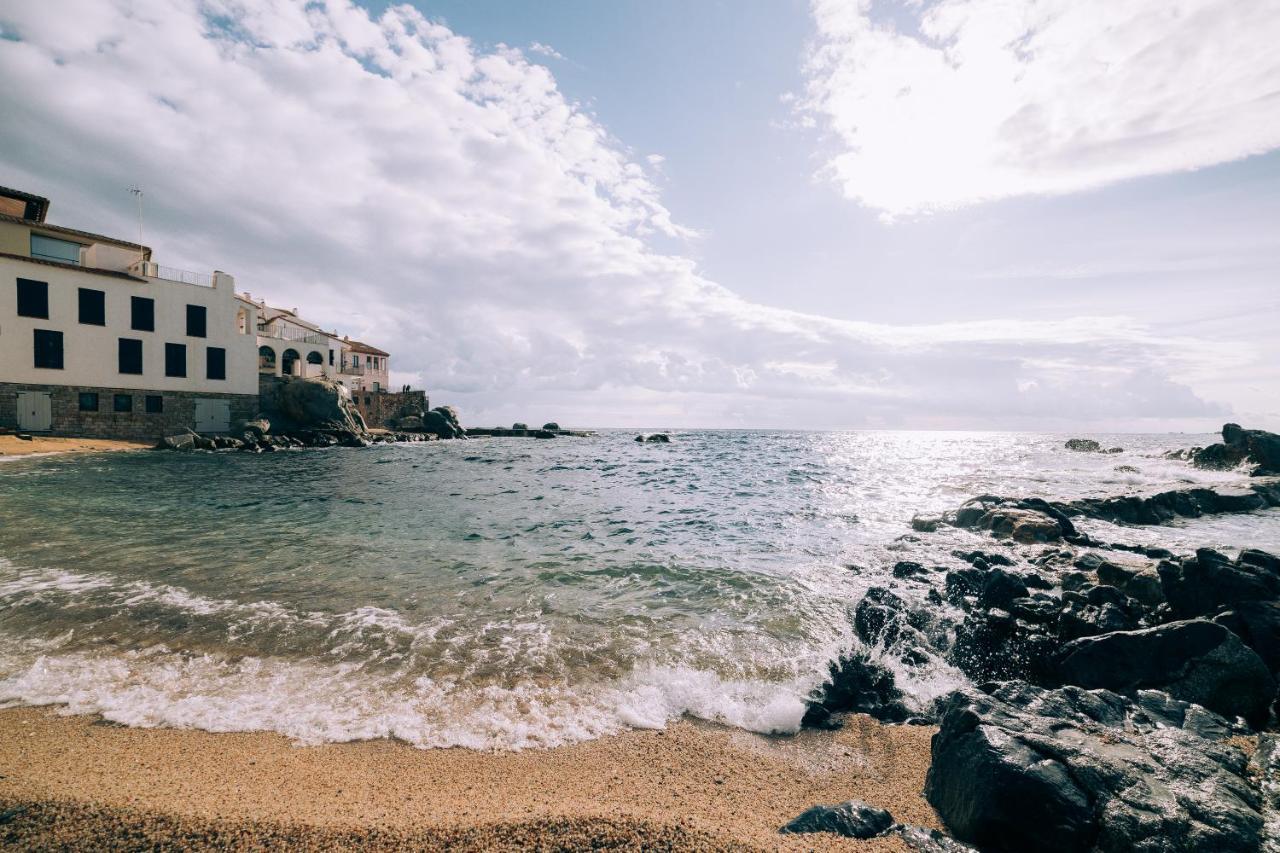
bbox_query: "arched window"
[258,345,276,372]
[282,348,301,376]
[306,351,324,364]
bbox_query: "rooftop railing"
[257,323,329,345]
[130,260,214,287]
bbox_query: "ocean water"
[1,430,1277,750]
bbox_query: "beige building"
[238,295,344,381]
[340,337,390,393]
[0,186,258,437]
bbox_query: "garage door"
[193,398,230,433]
[16,392,52,432]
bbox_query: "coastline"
[0,435,151,459]
[0,706,936,850]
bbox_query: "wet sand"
[0,707,938,850]
[0,435,151,458]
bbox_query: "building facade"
[0,187,258,439]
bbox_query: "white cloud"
[528,41,566,61]
[802,0,1280,217]
[0,0,1247,429]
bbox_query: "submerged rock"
[1053,619,1276,727]
[1064,438,1102,452]
[925,682,1263,853]
[779,800,893,837]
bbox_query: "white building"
[237,295,344,381]
[0,186,258,437]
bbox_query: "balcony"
[257,322,328,346]
[130,260,214,287]
[340,363,367,375]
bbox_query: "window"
[118,338,143,375]
[16,278,48,318]
[113,394,132,413]
[30,234,81,265]
[33,329,62,369]
[131,296,154,331]
[145,395,163,414]
[78,288,106,325]
[186,304,207,338]
[328,349,334,366]
[206,346,226,380]
[165,342,186,377]
[78,392,99,412]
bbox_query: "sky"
[0,0,1276,431]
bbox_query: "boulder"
[157,431,196,451]
[534,429,558,439]
[259,375,365,435]
[977,507,1063,543]
[1064,438,1101,452]
[978,568,1029,610]
[801,651,911,728]
[1213,601,1280,673]
[646,433,671,443]
[238,417,270,438]
[421,406,465,439]
[950,609,1057,684]
[1193,423,1280,475]
[1054,619,1276,727]
[512,422,528,431]
[1158,548,1280,619]
[779,800,893,838]
[925,683,1263,853]
[911,515,941,533]
[542,422,561,431]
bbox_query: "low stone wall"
[0,381,257,440]
[351,389,428,430]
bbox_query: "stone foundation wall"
[0,381,258,440]
[352,389,428,430]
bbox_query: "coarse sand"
[0,435,151,458]
[0,706,940,850]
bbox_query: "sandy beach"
[0,435,151,458]
[0,707,937,851]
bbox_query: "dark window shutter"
[165,342,187,377]
[131,296,155,331]
[206,346,226,380]
[33,329,63,369]
[186,304,207,337]
[17,278,49,318]
[118,338,143,374]
[78,288,106,325]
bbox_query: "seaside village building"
[0,185,408,439]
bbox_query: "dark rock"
[1114,464,1139,473]
[1214,601,1280,673]
[950,610,1056,684]
[801,651,911,727]
[421,406,466,439]
[1054,619,1277,726]
[1194,423,1280,475]
[779,800,893,837]
[645,433,671,443]
[1159,548,1280,619]
[978,569,1029,610]
[945,568,985,605]
[394,414,424,431]
[542,422,561,431]
[953,550,1014,567]
[925,683,1263,853]
[1064,438,1102,452]
[976,507,1064,543]
[534,429,557,439]
[157,431,196,451]
[893,561,930,579]
[512,422,528,431]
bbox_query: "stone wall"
[0,381,258,440]
[351,388,428,430]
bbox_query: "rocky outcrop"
[420,406,466,439]
[926,683,1264,853]
[1159,548,1280,619]
[1053,619,1276,726]
[1064,438,1102,452]
[259,375,366,435]
[1193,423,1280,475]
[635,433,671,443]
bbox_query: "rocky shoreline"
[784,424,1280,852]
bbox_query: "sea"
[2,430,1277,750]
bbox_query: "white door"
[16,392,52,432]
[193,399,230,433]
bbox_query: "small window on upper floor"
[16,278,48,318]
[131,296,154,332]
[30,234,82,265]
[186,304,207,338]
[79,288,106,325]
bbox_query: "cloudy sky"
[1,0,1276,430]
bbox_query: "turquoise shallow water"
[1,430,1276,748]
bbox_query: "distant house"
[238,295,344,381]
[0,186,258,437]
[339,337,390,393]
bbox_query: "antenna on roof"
[127,186,144,265]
